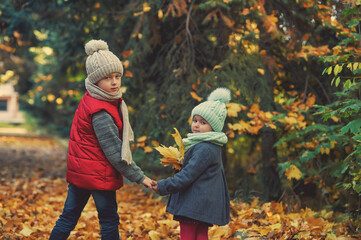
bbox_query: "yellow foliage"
[190,91,203,102]
[148,230,160,240]
[285,165,302,180]
[155,128,184,170]
[143,146,153,153]
[257,68,265,75]
[158,9,163,19]
[151,140,159,147]
[124,70,134,78]
[213,65,222,70]
[47,94,56,102]
[320,146,330,155]
[143,2,151,12]
[249,103,260,113]
[171,128,184,157]
[55,98,63,105]
[306,94,316,107]
[227,103,242,117]
[137,136,147,142]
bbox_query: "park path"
[0,133,67,179]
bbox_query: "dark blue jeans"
[49,184,120,240]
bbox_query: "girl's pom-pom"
[207,88,231,104]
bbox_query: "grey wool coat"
[157,142,230,226]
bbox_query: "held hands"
[141,176,159,194]
[141,176,157,191]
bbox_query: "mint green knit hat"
[191,88,231,132]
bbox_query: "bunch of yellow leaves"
[155,128,184,170]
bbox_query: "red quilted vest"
[66,92,124,190]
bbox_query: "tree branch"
[310,72,331,104]
[185,0,195,70]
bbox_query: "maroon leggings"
[180,221,209,240]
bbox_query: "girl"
[153,88,231,240]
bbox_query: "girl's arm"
[92,110,149,185]
[157,144,214,195]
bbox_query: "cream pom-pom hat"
[84,39,123,84]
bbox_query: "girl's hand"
[152,184,159,194]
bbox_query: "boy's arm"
[92,110,146,184]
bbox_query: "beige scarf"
[85,78,134,165]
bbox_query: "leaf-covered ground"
[0,136,359,239]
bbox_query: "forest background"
[0,0,361,237]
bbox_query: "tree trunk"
[260,127,282,201]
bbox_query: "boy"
[49,39,154,240]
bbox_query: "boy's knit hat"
[85,39,123,84]
[191,88,231,132]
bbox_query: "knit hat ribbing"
[191,88,231,132]
[85,39,123,84]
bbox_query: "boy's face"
[96,72,122,94]
[191,115,213,133]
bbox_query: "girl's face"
[96,72,122,94]
[191,115,213,133]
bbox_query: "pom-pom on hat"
[85,39,123,84]
[191,88,231,132]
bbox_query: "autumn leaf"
[306,94,316,107]
[19,224,33,236]
[122,60,130,69]
[213,64,222,70]
[227,103,242,117]
[263,14,279,37]
[249,103,260,113]
[122,49,134,59]
[155,128,184,170]
[257,68,265,75]
[0,43,15,53]
[148,230,160,240]
[171,128,184,157]
[143,2,151,12]
[143,146,153,153]
[192,84,197,91]
[320,146,330,155]
[190,91,203,102]
[124,70,134,78]
[285,164,302,180]
[158,9,163,19]
[240,8,250,15]
[137,136,147,142]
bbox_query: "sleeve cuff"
[157,179,167,196]
[136,175,146,184]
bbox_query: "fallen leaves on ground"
[0,136,359,239]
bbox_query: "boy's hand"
[142,177,155,190]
